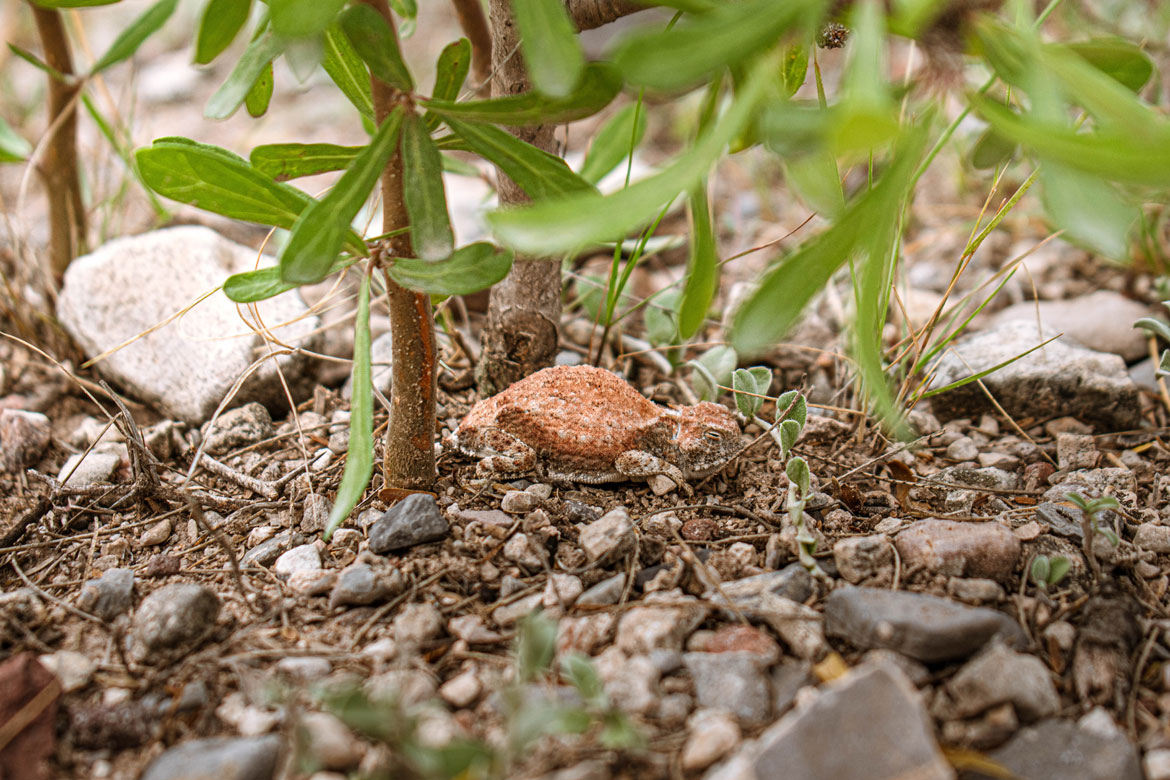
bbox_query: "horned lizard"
[450,365,741,493]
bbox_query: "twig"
[186,499,263,615]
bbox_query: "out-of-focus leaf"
[644,289,682,348]
[90,0,178,74]
[1068,39,1154,92]
[512,0,585,98]
[30,0,118,7]
[970,126,1017,170]
[283,33,323,81]
[324,272,373,541]
[784,151,844,218]
[579,103,647,184]
[8,44,68,81]
[250,142,362,181]
[205,27,281,119]
[678,183,717,339]
[610,0,822,91]
[388,0,418,37]
[688,359,717,401]
[1040,162,1136,260]
[516,613,557,683]
[269,0,345,38]
[340,4,413,91]
[195,0,253,64]
[401,112,454,261]
[0,118,31,163]
[488,56,770,254]
[224,256,358,302]
[244,60,273,117]
[445,116,593,199]
[1135,316,1170,344]
[322,24,375,121]
[423,62,621,126]
[561,653,606,707]
[695,344,736,387]
[280,109,403,284]
[782,44,808,97]
[386,242,514,296]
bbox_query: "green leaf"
[137,138,315,227]
[325,272,374,541]
[1040,162,1136,260]
[783,151,844,219]
[30,0,119,7]
[644,289,682,348]
[269,0,345,38]
[205,27,281,120]
[433,38,471,102]
[401,112,454,261]
[787,455,810,497]
[386,242,514,296]
[250,142,363,181]
[779,418,800,458]
[90,0,178,75]
[8,44,68,82]
[579,103,647,184]
[516,613,557,683]
[244,60,273,117]
[688,359,718,402]
[1068,39,1154,93]
[488,56,771,254]
[195,0,253,64]
[1030,555,1051,585]
[280,109,403,284]
[445,117,594,200]
[733,368,763,417]
[1048,555,1071,585]
[697,344,736,386]
[610,0,822,91]
[423,62,621,127]
[781,44,809,97]
[678,182,717,339]
[512,0,585,98]
[322,24,375,122]
[224,255,359,302]
[0,117,31,163]
[1135,317,1170,345]
[561,653,606,707]
[339,4,413,91]
[1158,350,1170,377]
[969,126,1016,170]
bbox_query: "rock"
[368,494,449,553]
[927,321,1141,430]
[749,594,828,660]
[242,531,302,568]
[203,403,273,455]
[684,652,772,724]
[542,573,584,610]
[704,564,815,610]
[700,625,782,666]
[594,649,660,715]
[1134,523,1170,553]
[614,591,709,655]
[989,290,1152,361]
[58,449,121,487]
[1144,749,1170,780]
[144,554,182,578]
[987,719,1141,780]
[301,494,332,533]
[274,543,322,580]
[130,584,220,662]
[946,436,978,462]
[576,574,626,606]
[439,668,482,708]
[77,567,135,620]
[139,735,282,780]
[365,668,437,708]
[939,641,1060,721]
[1035,502,1086,539]
[288,570,336,596]
[0,409,50,473]
[275,657,332,683]
[946,578,1004,605]
[556,613,616,656]
[824,586,1024,663]
[578,506,636,564]
[39,650,96,692]
[894,519,1020,582]
[391,602,443,645]
[1057,432,1099,471]
[492,593,543,626]
[329,563,392,608]
[753,663,953,780]
[299,712,362,771]
[681,709,742,771]
[501,490,540,514]
[140,518,173,547]
[57,227,320,425]
[503,533,546,571]
[833,535,894,584]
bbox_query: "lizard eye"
[703,430,722,441]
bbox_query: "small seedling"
[1134,303,1170,376]
[1030,554,1072,591]
[1065,492,1120,580]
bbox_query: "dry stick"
[197,455,283,500]
[186,499,263,616]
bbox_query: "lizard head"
[675,402,741,478]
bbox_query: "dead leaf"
[886,459,915,507]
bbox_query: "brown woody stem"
[449,0,493,89]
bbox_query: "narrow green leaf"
[195,0,253,64]
[244,60,274,117]
[512,0,585,98]
[250,142,363,181]
[1040,162,1136,260]
[433,38,471,102]
[224,256,360,302]
[324,272,374,541]
[8,44,68,81]
[322,24,375,121]
[280,109,403,284]
[401,112,454,261]
[922,335,1062,398]
[340,4,414,91]
[1068,39,1154,93]
[678,183,717,339]
[610,0,823,91]
[90,0,178,74]
[30,0,118,7]
[0,117,31,163]
[488,56,771,254]
[579,103,647,184]
[423,62,621,127]
[445,117,594,200]
[783,151,844,219]
[781,44,809,97]
[386,242,514,296]
[269,0,345,39]
[205,27,281,119]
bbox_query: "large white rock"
[57,226,320,424]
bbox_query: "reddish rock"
[705,624,782,665]
[894,519,1021,582]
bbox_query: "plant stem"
[366,0,437,490]
[29,3,86,281]
[449,0,492,90]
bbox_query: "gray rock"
[39,650,96,692]
[241,531,301,568]
[824,586,1024,663]
[615,591,709,655]
[0,409,51,473]
[1057,432,1098,471]
[940,641,1060,721]
[300,494,331,533]
[1134,523,1170,553]
[390,602,444,645]
[579,506,636,564]
[503,532,546,571]
[329,563,391,608]
[58,449,121,487]
[989,290,1152,361]
[203,403,273,455]
[986,719,1141,780]
[1035,503,1086,540]
[931,465,1020,492]
[894,519,1020,582]
[130,584,220,662]
[140,518,173,547]
[927,321,1141,430]
[681,709,742,772]
[57,227,320,425]
[298,712,362,771]
[368,494,449,553]
[946,436,979,462]
[753,663,953,780]
[274,543,322,580]
[833,535,894,584]
[684,652,772,724]
[501,490,540,514]
[139,735,281,780]
[275,656,332,683]
[576,574,626,607]
[77,567,135,620]
[704,564,814,610]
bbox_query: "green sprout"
[1065,492,1120,580]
